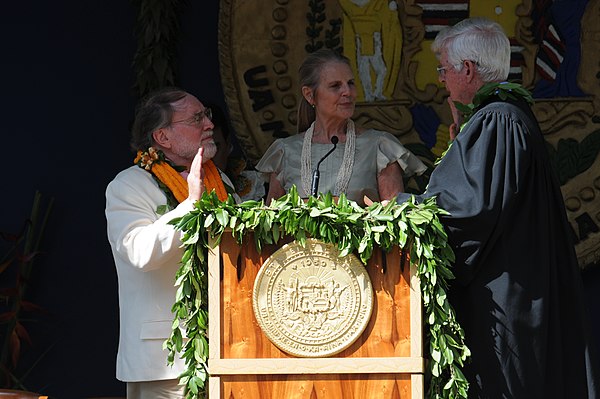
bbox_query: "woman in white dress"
[256,49,426,206]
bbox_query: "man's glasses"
[436,66,448,78]
[437,60,477,78]
[172,108,212,126]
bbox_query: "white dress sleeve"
[376,131,427,177]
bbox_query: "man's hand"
[363,196,390,207]
[449,123,459,141]
[187,147,205,202]
[447,97,462,140]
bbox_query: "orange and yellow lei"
[134,147,228,203]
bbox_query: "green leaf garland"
[165,186,470,398]
[435,82,534,167]
[453,81,534,126]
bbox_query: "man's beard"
[202,142,217,162]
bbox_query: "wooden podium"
[207,233,424,398]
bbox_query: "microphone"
[311,136,339,197]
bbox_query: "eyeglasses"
[436,66,448,78]
[437,60,478,78]
[172,108,212,126]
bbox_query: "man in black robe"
[396,17,599,398]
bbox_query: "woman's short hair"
[296,49,352,133]
[130,87,188,152]
[431,17,510,82]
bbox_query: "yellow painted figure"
[339,0,402,102]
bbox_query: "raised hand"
[447,97,462,140]
[187,147,205,202]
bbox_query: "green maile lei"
[436,81,534,164]
[164,186,471,399]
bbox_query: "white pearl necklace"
[300,120,356,197]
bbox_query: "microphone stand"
[311,136,339,197]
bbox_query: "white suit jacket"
[105,165,236,382]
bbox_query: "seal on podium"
[253,239,374,357]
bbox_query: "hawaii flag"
[531,0,566,81]
[509,37,525,82]
[415,0,470,40]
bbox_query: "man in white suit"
[105,87,237,398]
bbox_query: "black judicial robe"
[397,99,599,398]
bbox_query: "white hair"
[431,17,511,82]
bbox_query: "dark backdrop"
[0,2,598,398]
[0,1,223,398]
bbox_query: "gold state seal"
[253,239,373,357]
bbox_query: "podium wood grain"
[208,233,423,398]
